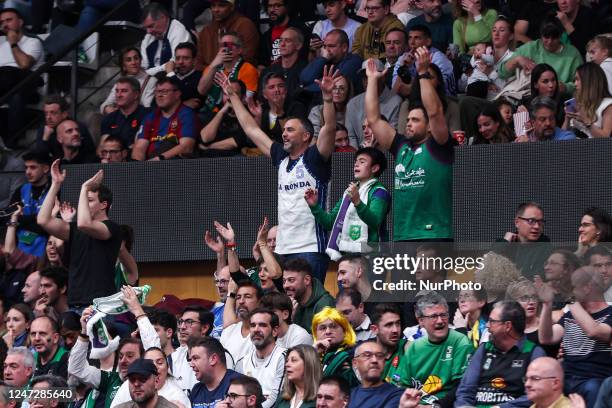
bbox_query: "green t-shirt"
[383,338,408,384]
[392,330,473,404]
[83,371,122,408]
[391,135,453,241]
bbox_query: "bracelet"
[6,220,18,227]
[229,292,236,299]
[10,43,17,49]
[225,242,236,249]
[322,98,333,103]
[158,154,166,160]
[134,313,147,320]
[79,333,89,339]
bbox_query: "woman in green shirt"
[453,0,498,53]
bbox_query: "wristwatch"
[417,72,433,80]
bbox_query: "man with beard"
[406,0,453,54]
[30,316,68,379]
[115,359,176,408]
[369,303,406,383]
[10,151,50,257]
[55,120,97,164]
[349,341,403,408]
[455,301,546,407]
[35,95,96,162]
[167,42,204,110]
[282,259,335,333]
[36,266,68,318]
[69,306,144,408]
[392,292,473,407]
[364,48,452,242]
[189,337,243,407]
[236,308,286,408]
[223,66,337,282]
[514,97,575,142]
[259,0,309,68]
[21,270,42,308]
[221,281,263,366]
[196,0,259,67]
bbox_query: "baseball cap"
[127,359,158,378]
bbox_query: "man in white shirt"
[260,292,312,348]
[236,308,286,408]
[311,0,361,51]
[221,281,262,368]
[140,3,191,77]
[0,8,44,147]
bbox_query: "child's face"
[588,43,608,65]
[473,43,487,58]
[499,104,513,125]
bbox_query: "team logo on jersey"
[170,119,178,131]
[511,360,524,368]
[491,377,506,389]
[392,355,399,368]
[349,225,361,240]
[422,375,443,394]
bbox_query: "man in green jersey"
[364,47,453,241]
[392,292,473,406]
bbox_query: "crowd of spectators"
[0,0,611,408]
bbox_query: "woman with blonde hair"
[563,62,612,137]
[311,307,358,387]
[275,345,321,408]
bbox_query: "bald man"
[525,357,570,408]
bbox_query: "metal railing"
[0,0,136,119]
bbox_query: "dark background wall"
[4,139,609,262]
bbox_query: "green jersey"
[83,371,122,408]
[392,330,473,405]
[391,134,453,241]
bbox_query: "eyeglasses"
[488,318,507,324]
[355,351,385,360]
[100,149,122,156]
[421,312,449,320]
[155,88,177,96]
[523,376,557,383]
[457,294,476,301]
[332,86,347,93]
[225,393,251,402]
[214,278,229,285]
[517,216,546,226]
[365,6,383,12]
[177,319,201,326]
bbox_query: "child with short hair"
[586,35,612,95]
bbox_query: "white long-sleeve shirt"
[140,19,191,77]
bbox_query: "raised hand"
[247,98,263,119]
[315,64,341,100]
[399,389,422,408]
[304,188,319,207]
[50,159,66,185]
[80,307,95,333]
[10,204,22,223]
[415,46,432,75]
[347,182,360,206]
[364,58,387,80]
[83,170,104,191]
[214,221,235,242]
[204,230,224,254]
[59,201,76,222]
[453,308,468,328]
[534,275,555,303]
[567,394,586,408]
[214,71,234,97]
[256,217,270,244]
